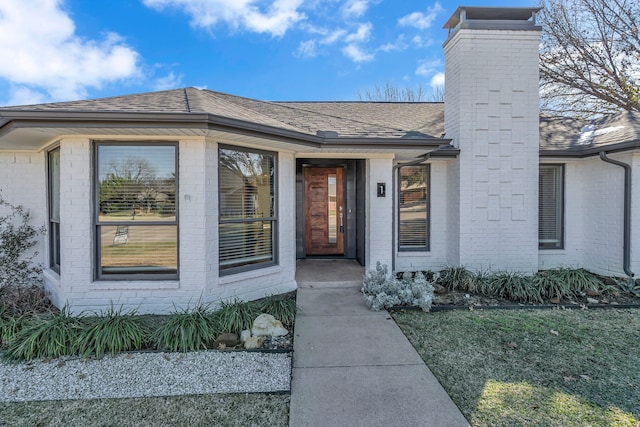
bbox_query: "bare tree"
[356,82,444,102]
[539,0,640,117]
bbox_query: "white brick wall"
[582,155,626,276]
[0,150,46,276]
[444,29,541,273]
[366,157,394,270]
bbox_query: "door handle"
[339,206,344,233]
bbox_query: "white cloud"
[143,0,305,37]
[0,0,141,105]
[295,40,318,58]
[342,0,370,18]
[398,2,443,30]
[342,44,374,62]
[153,71,184,91]
[321,29,347,45]
[430,71,445,89]
[415,59,442,77]
[378,35,408,52]
[345,22,372,43]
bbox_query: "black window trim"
[93,141,180,280]
[218,144,278,276]
[47,146,61,273]
[397,164,431,252]
[539,163,565,250]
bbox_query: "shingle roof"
[539,111,640,155]
[2,87,444,139]
[3,87,639,155]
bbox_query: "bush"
[256,294,296,326]
[3,307,86,361]
[153,305,219,352]
[215,299,258,335]
[362,263,434,311]
[76,306,150,358]
[0,192,44,289]
[437,266,475,291]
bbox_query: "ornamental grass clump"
[256,294,296,326]
[152,305,219,352]
[215,299,257,335]
[3,306,86,361]
[76,305,150,358]
[438,266,475,291]
[362,263,434,311]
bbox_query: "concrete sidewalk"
[289,270,470,426]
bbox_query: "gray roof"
[540,111,640,157]
[2,87,639,156]
[1,87,444,139]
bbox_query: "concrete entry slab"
[296,287,371,316]
[295,259,364,286]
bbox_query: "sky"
[0,0,535,106]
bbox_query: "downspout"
[391,152,432,272]
[599,151,634,278]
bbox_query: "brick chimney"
[443,7,542,271]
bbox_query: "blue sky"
[0,0,534,106]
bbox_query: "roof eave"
[540,140,640,158]
[0,110,452,151]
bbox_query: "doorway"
[304,167,344,255]
[296,159,365,265]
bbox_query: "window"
[398,165,429,251]
[48,148,60,272]
[539,164,564,249]
[95,143,178,279]
[219,146,276,273]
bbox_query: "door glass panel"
[328,174,337,243]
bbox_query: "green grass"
[393,308,640,426]
[0,393,290,427]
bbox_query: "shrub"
[153,305,219,352]
[0,192,45,289]
[438,266,475,291]
[76,306,150,358]
[256,294,296,326]
[362,263,434,311]
[215,299,258,335]
[3,306,86,361]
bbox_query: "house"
[1,7,639,314]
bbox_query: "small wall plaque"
[377,182,386,197]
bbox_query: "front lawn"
[0,393,289,427]
[393,308,640,426]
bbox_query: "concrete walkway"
[289,260,470,426]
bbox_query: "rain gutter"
[599,151,634,278]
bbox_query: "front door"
[304,167,345,255]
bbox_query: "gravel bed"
[0,351,291,402]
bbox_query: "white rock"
[252,313,289,337]
[240,329,252,342]
[586,297,599,304]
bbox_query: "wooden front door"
[304,167,345,255]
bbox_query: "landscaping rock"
[585,288,600,297]
[214,333,239,348]
[586,297,599,304]
[240,329,252,343]
[243,336,264,349]
[252,314,288,337]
